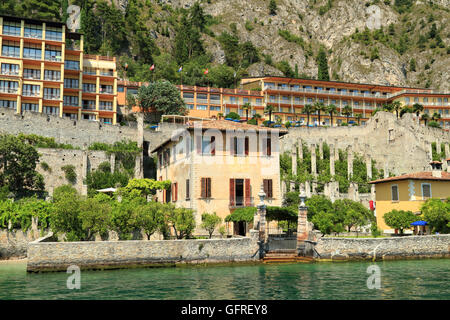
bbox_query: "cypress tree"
[316,47,330,81]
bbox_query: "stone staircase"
[263,249,315,264]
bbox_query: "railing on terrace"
[1,52,20,58]
[84,54,115,61]
[0,70,19,76]
[22,91,39,96]
[0,88,19,94]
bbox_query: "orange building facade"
[0,15,118,124]
[118,77,450,128]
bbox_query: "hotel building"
[118,77,450,128]
[0,15,118,125]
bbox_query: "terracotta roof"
[369,171,450,184]
[185,119,289,134]
[150,119,288,153]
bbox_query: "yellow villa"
[369,162,450,234]
[151,119,288,235]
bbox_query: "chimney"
[430,161,442,178]
[446,158,450,173]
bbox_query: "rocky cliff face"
[163,0,449,90]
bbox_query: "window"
[21,103,38,112]
[391,185,399,201]
[44,45,61,61]
[43,106,59,115]
[44,88,60,100]
[421,183,431,199]
[183,92,194,99]
[64,78,79,89]
[263,138,272,156]
[229,178,251,207]
[3,20,21,36]
[1,40,20,57]
[1,63,19,75]
[83,114,97,121]
[100,117,112,124]
[210,106,221,111]
[64,113,78,120]
[45,26,62,41]
[83,83,96,93]
[197,136,215,155]
[404,97,410,103]
[99,68,114,76]
[243,97,250,103]
[82,100,96,109]
[22,84,40,97]
[127,88,138,95]
[24,24,42,39]
[23,43,42,60]
[423,97,428,103]
[187,104,194,110]
[186,179,190,200]
[307,98,313,103]
[100,85,113,94]
[197,105,207,110]
[64,60,80,70]
[64,95,78,106]
[24,68,41,80]
[210,94,220,101]
[201,178,212,198]
[117,85,124,92]
[230,136,245,156]
[0,100,17,110]
[263,179,273,198]
[99,101,113,110]
[197,93,207,100]
[171,182,178,202]
[44,70,61,81]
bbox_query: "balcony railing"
[2,52,20,58]
[45,56,62,62]
[83,70,97,75]
[264,86,388,99]
[44,76,61,81]
[0,70,19,76]
[44,94,60,100]
[100,71,114,76]
[0,87,18,94]
[83,88,96,93]
[24,31,42,39]
[99,106,113,111]
[99,89,113,94]
[22,91,40,97]
[83,105,96,110]
[24,74,41,80]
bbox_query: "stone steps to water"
[263,250,315,264]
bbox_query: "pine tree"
[316,47,330,81]
[269,0,277,15]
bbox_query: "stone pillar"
[305,180,311,198]
[134,154,144,179]
[348,182,359,202]
[436,140,441,156]
[329,144,335,177]
[428,143,433,161]
[298,140,303,160]
[311,144,317,177]
[110,153,116,173]
[292,142,298,176]
[81,151,89,196]
[334,138,339,160]
[371,184,376,201]
[255,183,267,243]
[312,182,317,194]
[445,143,449,159]
[366,155,372,180]
[297,189,314,257]
[319,139,324,160]
[136,112,144,149]
[347,146,353,179]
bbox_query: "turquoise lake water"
[0,259,448,300]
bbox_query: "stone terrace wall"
[0,229,43,260]
[316,234,450,261]
[281,112,450,176]
[37,148,110,195]
[27,232,260,272]
[0,109,169,151]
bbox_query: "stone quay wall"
[27,232,261,272]
[0,229,44,260]
[315,234,450,261]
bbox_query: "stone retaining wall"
[27,231,261,272]
[315,234,450,261]
[0,229,44,260]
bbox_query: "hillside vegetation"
[1,0,449,90]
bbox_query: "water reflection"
[0,259,449,300]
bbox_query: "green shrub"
[61,165,77,184]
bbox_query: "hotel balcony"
[22,90,40,97]
[43,94,60,100]
[0,87,18,94]
[264,86,387,99]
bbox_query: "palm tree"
[342,105,352,124]
[327,104,338,127]
[314,102,327,126]
[265,104,275,124]
[355,113,363,125]
[303,104,316,127]
[392,101,402,118]
[242,102,251,121]
[412,103,424,117]
[431,112,441,122]
[421,113,429,126]
[382,103,394,112]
